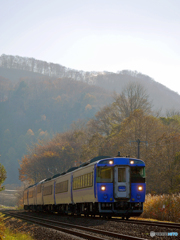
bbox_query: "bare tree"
[166,109,180,117]
[113,82,152,119]
[87,82,152,136]
[87,105,114,136]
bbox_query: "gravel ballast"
[3,211,180,240]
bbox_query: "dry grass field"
[141,194,180,223]
[0,213,33,240]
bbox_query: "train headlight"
[101,186,106,191]
[109,160,113,165]
[138,186,143,191]
[130,160,134,164]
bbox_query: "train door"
[114,166,130,199]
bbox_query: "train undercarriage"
[24,201,143,219]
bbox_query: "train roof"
[49,156,111,180]
[25,155,145,189]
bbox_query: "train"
[23,154,146,219]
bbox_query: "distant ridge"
[1,54,180,185]
[0,54,180,113]
[0,54,99,83]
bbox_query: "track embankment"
[2,210,180,240]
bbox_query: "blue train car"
[24,155,146,219]
[95,156,146,219]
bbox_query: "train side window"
[78,176,80,188]
[96,167,113,183]
[55,180,68,193]
[75,178,77,189]
[29,190,34,198]
[81,175,83,188]
[24,192,27,199]
[131,167,146,183]
[89,172,93,186]
[87,173,90,186]
[84,174,88,186]
[73,178,76,189]
[82,175,85,188]
[131,167,145,178]
[73,172,93,190]
[118,168,126,182]
[80,176,82,188]
[43,185,52,196]
[37,184,41,193]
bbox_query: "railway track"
[54,213,180,229]
[5,211,147,240]
[25,211,180,229]
[110,217,180,229]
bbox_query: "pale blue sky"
[1,0,180,93]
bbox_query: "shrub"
[141,194,180,222]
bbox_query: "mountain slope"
[1,54,179,113]
[0,74,111,184]
[92,71,180,113]
[1,54,180,184]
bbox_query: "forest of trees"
[0,54,93,82]
[0,75,111,184]
[1,54,180,191]
[1,54,180,114]
[19,83,180,194]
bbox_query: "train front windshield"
[96,167,113,183]
[131,167,145,183]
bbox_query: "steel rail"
[111,218,180,229]
[7,212,107,240]
[7,211,147,240]
[15,210,180,230]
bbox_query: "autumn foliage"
[142,194,180,222]
[19,130,88,183]
[19,83,180,194]
[19,109,180,194]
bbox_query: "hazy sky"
[1,0,180,94]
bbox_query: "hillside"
[91,71,180,113]
[0,54,180,184]
[0,74,111,184]
[1,54,180,113]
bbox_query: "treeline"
[19,83,180,194]
[0,54,158,87]
[2,54,180,115]
[0,76,111,184]
[0,54,94,81]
